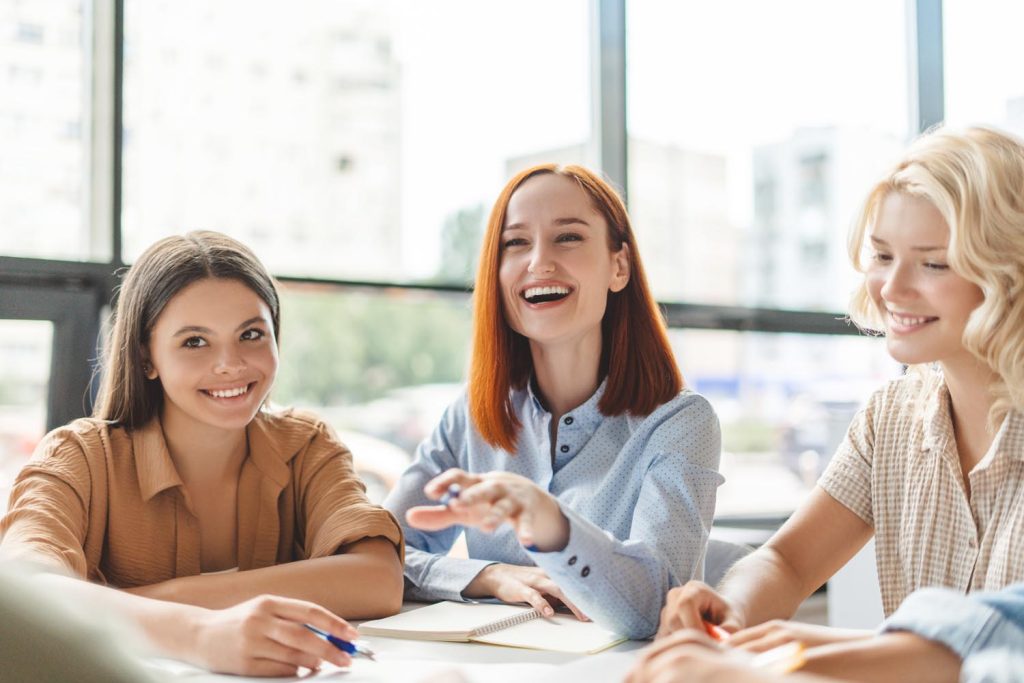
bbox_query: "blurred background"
[1,0,1019,530]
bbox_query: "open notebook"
[358,601,627,654]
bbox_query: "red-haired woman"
[383,165,722,639]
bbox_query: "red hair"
[469,164,683,451]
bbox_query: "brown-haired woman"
[0,231,403,676]
[384,165,723,639]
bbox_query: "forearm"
[719,546,812,627]
[530,507,671,639]
[128,537,403,619]
[800,632,961,683]
[32,572,204,661]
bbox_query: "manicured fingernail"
[544,607,554,616]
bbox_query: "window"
[943,0,1024,137]
[670,329,901,517]
[122,0,591,284]
[626,0,909,310]
[274,285,472,503]
[0,0,97,260]
[0,0,966,525]
[0,321,51,514]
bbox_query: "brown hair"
[469,164,683,451]
[93,231,280,429]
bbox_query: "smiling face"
[497,172,630,349]
[865,192,984,369]
[146,277,279,435]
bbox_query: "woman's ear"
[609,243,631,293]
[142,356,158,380]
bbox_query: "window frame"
[0,0,945,514]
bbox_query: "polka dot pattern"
[384,381,723,638]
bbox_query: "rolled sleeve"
[818,397,877,527]
[298,429,403,560]
[0,434,93,577]
[882,587,1024,662]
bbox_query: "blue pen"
[304,624,377,662]
[439,483,462,506]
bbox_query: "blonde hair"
[847,126,1024,427]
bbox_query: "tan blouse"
[0,408,403,586]
[819,371,1024,616]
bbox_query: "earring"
[142,362,154,377]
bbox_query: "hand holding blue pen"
[439,483,462,507]
[304,624,377,662]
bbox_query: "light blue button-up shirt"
[383,381,723,639]
[883,584,1024,682]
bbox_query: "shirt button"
[581,566,591,578]
[568,555,577,566]
[560,444,570,453]
[564,416,574,425]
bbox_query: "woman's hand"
[656,580,744,639]
[405,469,570,552]
[463,563,588,621]
[188,595,359,677]
[728,620,871,653]
[626,630,771,683]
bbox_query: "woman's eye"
[556,232,583,243]
[183,336,206,348]
[241,328,266,341]
[924,262,950,271]
[503,237,527,249]
[870,251,892,263]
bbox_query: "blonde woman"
[655,126,1024,655]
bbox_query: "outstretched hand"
[406,468,570,552]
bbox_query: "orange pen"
[703,620,730,642]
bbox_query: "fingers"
[269,596,358,642]
[536,579,589,621]
[642,628,722,662]
[519,585,556,617]
[656,582,735,639]
[728,621,799,653]
[423,469,481,499]
[406,504,462,531]
[481,494,522,532]
[516,507,535,547]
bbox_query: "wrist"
[528,497,570,552]
[462,563,499,599]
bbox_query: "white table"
[152,604,647,683]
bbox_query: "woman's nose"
[527,243,555,275]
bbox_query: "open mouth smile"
[888,311,938,331]
[201,382,256,400]
[521,285,573,305]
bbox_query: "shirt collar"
[131,418,185,502]
[920,371,1024,464]
[244,409,310,487]
[997,410,1024,463]
[131,409,310,501]
[524,376,607,430]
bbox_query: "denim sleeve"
[528,398,723,639]
[881,585,1024,663]
[382,392,495,602]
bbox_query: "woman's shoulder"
[642,388,718,427]
[26,418,119,476]
[628,389,720,446]
[862,371,935,418]
[252,406,337,450]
